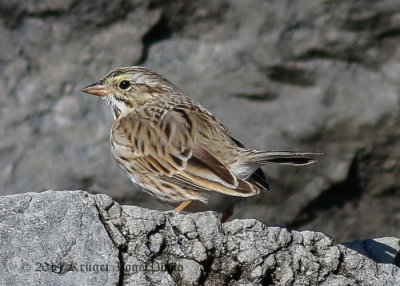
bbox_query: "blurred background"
[1,0,399,242]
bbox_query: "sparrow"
[82,66,319,221]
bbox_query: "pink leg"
[175,200,192,212]
[221,205,235,223]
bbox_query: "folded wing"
[112,108,260,197]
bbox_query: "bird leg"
[221,205,235,223]
[175,200,192,212]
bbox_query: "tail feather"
[252,151,322,166]
[248,167,270,192]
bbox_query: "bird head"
[82,66,176,119]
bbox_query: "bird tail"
[249,151,321,166]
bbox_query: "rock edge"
[0,190,398,285]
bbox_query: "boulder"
[0,190,398,285]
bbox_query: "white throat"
[106,95,131,119]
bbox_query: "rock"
[1,0,400,242]
[0,190,398,285]
[0,190,119,286]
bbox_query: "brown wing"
[174,104,270,192]
[112,108,259,197]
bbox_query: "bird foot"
[175,200,192,212]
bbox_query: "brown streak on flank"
[147,128,151,139]
[135,158,146,171]
[146,155,165,173]
[160,164,171,175]
[151,156,171,174]
[160,182,172,189]
[140,139,145,153]
[137,121,142,134]
[164,122,171,139]
[147,161,159,173]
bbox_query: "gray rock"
[1,0,400,242]
[1,190,398,285]
[0,190,119,286]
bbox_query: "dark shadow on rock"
[341,239,399,265]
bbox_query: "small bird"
[82,66,319,222]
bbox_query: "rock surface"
[0,190,398,286]
[1,0,400,242]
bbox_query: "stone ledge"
[0,190,398,285]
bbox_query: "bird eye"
[119,80,131,90]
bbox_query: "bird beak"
[81,81,110,97]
